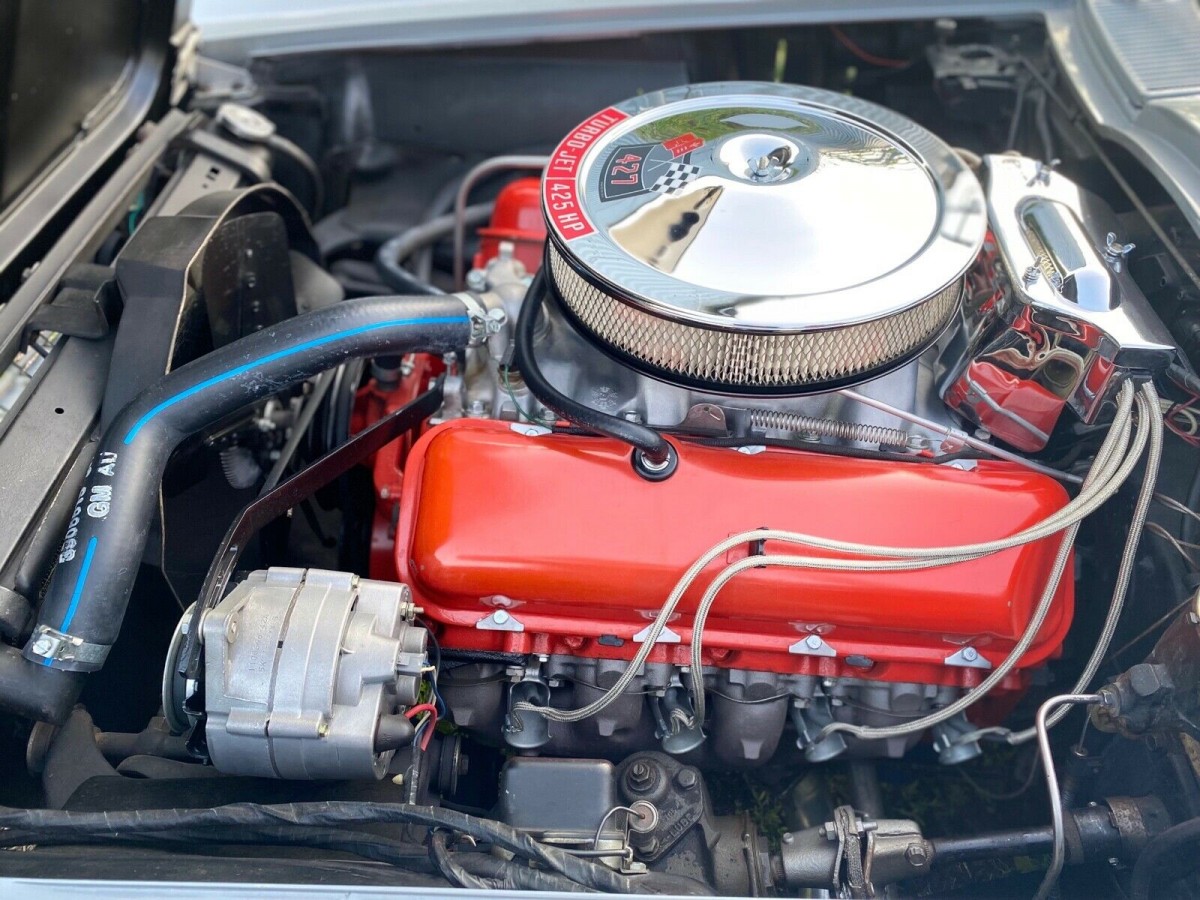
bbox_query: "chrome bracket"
[476,610,524,632]
[944,646,991,670]
[789,634,837,658]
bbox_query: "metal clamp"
[777,807,932,896]
[458,291,507,347]
[25,624,110,671]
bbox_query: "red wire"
[405,703,439,751]
[830,26,911,69]
[1166,396,1200,447]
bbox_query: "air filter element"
[541,82,988,394]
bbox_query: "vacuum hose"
[1,293,478,723]
[514,267,675,471]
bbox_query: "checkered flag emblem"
[649,162,701,195]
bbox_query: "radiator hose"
[0,293,479,723]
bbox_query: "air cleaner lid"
[542,82,988,392]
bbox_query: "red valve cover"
[394,420,1073,689]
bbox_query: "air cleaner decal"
[598,134,706,202]
[542,107,628,240]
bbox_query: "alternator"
[181,567,428,779]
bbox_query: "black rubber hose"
[514,267,674,467]
[0,647,82,722]
[10,294,473,722]
[374,203,493,296]
[374,256,443,296]
[1130,817,1200,900]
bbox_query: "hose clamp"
[24,624,110,672]
[458,291,506,348]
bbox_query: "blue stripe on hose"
[122,315,469,445]
[57,536,98,634]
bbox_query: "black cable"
[6,824,435,875]
[514,267,674,468]
[1130,816,1200,900]
[428,831,594,893]
[0,802,640,893]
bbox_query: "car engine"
[2,10,1200,899]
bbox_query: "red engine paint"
[358,353,444,582]
[473,178,547,274]
[394,419,1074,692]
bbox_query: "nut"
[627,761,654,791]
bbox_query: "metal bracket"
[633,624,681,644]
[678,403,728,435]
[509,422,552,437]
[179,382,443,682]
[476,610,524,632]
[789,634,837,658]
[944,646,992,669]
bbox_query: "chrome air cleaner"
[541,82,988,393]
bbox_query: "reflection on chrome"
[941,154,1176,450]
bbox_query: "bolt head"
[962,647,979,662]
[492,610,510,625]
[805,635,823,650]
[31,637,53,657]
[905,844,929,866]
[1128,663,1164,697]
[675,768,698,789]
[782,832,795,845]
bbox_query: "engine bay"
[2,10,1200,899]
